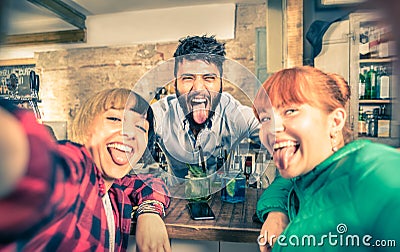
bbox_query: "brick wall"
[34,3,266,138]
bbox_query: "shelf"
[359,57,396,64]
[359,99,391,104]
[0,94,41,103]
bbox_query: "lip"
[273,139,299,152]
[106,142,134,153]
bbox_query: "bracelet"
[133,200,165,219]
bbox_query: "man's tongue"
[109,148,129,166]
[273,146,297,170]
[192,102,208,124]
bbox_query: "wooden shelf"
[359,99,391,104]
[359,57,396,64]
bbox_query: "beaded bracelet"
[133,200,165,219]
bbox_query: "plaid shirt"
[0,103,170,252]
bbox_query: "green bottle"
[369,65,377,99]
[366,65,377,99]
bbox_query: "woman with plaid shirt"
[0,88,171,251]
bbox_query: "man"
[151,35,260,179]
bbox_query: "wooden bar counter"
[131,188,264,243]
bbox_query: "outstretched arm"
[257,176,292,251]
[0,104,29,198]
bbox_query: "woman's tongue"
[108,147,129,166]
[192,102,208,124]
[274,146,297,170]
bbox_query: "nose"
[121,125,136,139]
[273,112,284,133]
[192,75,206,91]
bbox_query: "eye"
[204,75,217,82]
[181,75,195,82]
[284,108,297,115]
[107,116,121,122]
[136,124,148,133]
[260,116,271,123]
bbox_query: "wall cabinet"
[349,12,399,147]
[315,11,399,147]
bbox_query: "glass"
[221,171,245,203]
[185,175,211,202]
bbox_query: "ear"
[329,107,346,135]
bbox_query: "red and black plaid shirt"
[0,103,170,252]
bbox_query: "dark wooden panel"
[3,29,86,46]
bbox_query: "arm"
[121,174,171,252]
[0,101,70,242]
[0,104,29,198]
[256,175,292,221]
[257,175,292,251]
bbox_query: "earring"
[331,131,338,152]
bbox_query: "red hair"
[254,66,352,143]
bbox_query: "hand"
[135,213,171,252]
[258,211,289,252]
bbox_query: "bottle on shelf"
[377,105,390,137]
[365,65,377,99]
[369,26,380,58]
[359,26,371,59]
[358,68,366,99]
[358,106,367,137]
[377,66,390,99]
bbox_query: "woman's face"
[86,107,149,184]
[255,97,335,179]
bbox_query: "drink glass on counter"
[221,170,245,203]
[185,164,211,202]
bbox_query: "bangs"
[265,68,318,108]
[126,93,150,115]
[101,89,131,111]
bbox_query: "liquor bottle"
[233,155,242,171]
[359,67,366,99]
[358,106,366,137]
[364,66,371,99]
[366,65,377,99]
[359,26,370,59]
[216,148,224,171]
[369,26,380,58]
[377,105,390,137]
[243,156,252,187]
[378,67,390,99]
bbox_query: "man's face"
[175,59,222,127]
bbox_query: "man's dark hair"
[173,35,226,77]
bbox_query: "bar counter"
[131,188,263,243]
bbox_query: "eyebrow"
[180,73,218,76]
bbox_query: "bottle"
[366,65,377,99]
[359,67,366,99]
[216,148,224,171]
[233,155,242,171]
[243,156,252,187]
[378,67,390,99]
[364,66,371,99]
[368,108,379,137]
[369,26,380,58]
[358,106,366,137]
[377,105,390,137]
[359,26,370,59]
